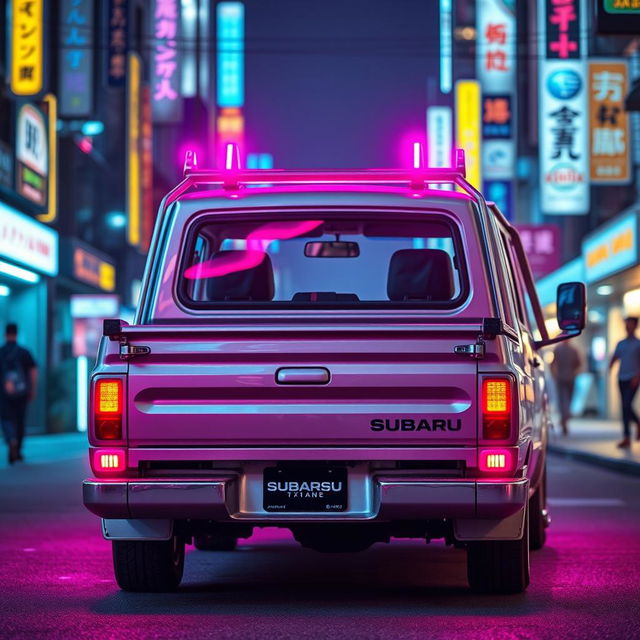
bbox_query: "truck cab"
[83,145,586,593]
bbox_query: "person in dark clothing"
[609,316,640,449]
[0,324,37,464]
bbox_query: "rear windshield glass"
[177,213,468,309]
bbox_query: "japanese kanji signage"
[455,80,482,189]
[477,0,515,94]
[588,61,630,184]
[477,1,516,216]
[427,106,453,191]
[59,0,94,117]
[482,95,514,181]
[151,0,182,122]
[16,103,48,207]
[545,0,581,59]
[11,0,43,96]
[482,96,512,139]
[107,0,129,86]
[539,0,589,215]
[514,225,561,278]
[426,107,453,167]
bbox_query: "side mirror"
[557,282,586,332]
[534,282,586,350]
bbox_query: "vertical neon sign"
[455,80,482,189]
[11,0,43,96]
[217,2,244,107]
[152,0,182,122]
[127,53,141,247]
[538,0,588,215]
[217,2,245,164]
[439,0,452,94]
[477,0,516,219]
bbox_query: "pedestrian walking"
[551,340,582,435]
[609,316,640,449]
[0,324,37,464]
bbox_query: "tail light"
[479,448,514,473]
[482,378,511,440]
[92,448,126,473]
[94,378,123,440]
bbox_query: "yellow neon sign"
[127,53,141,247]
[37,94,57,223]
[455,80,482,189]
[11,0,43,96]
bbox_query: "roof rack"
[166,143,474,206]
[137,143,501,323]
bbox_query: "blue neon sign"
[217,2,244,108]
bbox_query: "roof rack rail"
[137,143,501,323]
[170,143,474,203]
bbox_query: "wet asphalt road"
[0,453,639,640]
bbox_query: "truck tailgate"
[125,325,479,447]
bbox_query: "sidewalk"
[0,432,87,470]
[548,417,640,476]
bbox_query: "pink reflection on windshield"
[184,250,265,279]
[183,220,324,280]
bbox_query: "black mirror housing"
[557,282,586,332]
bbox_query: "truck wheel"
[529,473,547,551]
[194,534,237,551]
[467,511,530,594]
[112,536,185,592]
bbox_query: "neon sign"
[59,0,94,116]
[152,0,182,122]
[11,0,43,96]
[217,2,244,108]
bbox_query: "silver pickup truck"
[84,146,586,593]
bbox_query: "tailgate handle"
[276,367,330,385]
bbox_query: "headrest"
[387,249,454,301]
[206,251,274,301]
[292,292,360,302]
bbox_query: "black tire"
[529,468,548,551]
[467,510,530,594]
[194,534,238,551]
[112,536,185,592]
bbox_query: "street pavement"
[0,445,639,639]
[549,417,640,475]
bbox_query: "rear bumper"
[83,475,528,522]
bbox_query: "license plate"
[263,466,348,512]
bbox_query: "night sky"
[244,0,441,168]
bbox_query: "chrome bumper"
[83,475,528,522]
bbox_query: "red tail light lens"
[94,379,123,440]
[482,378,511,439]
[92,448,126,473]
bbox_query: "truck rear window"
[177,213,468,309]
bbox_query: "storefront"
[582,206,640,420]
[537,205,640,420]
[0,200,58,433]
[51,239,118,432]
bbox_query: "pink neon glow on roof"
[179,184,473,201]
[413,142,423,169]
